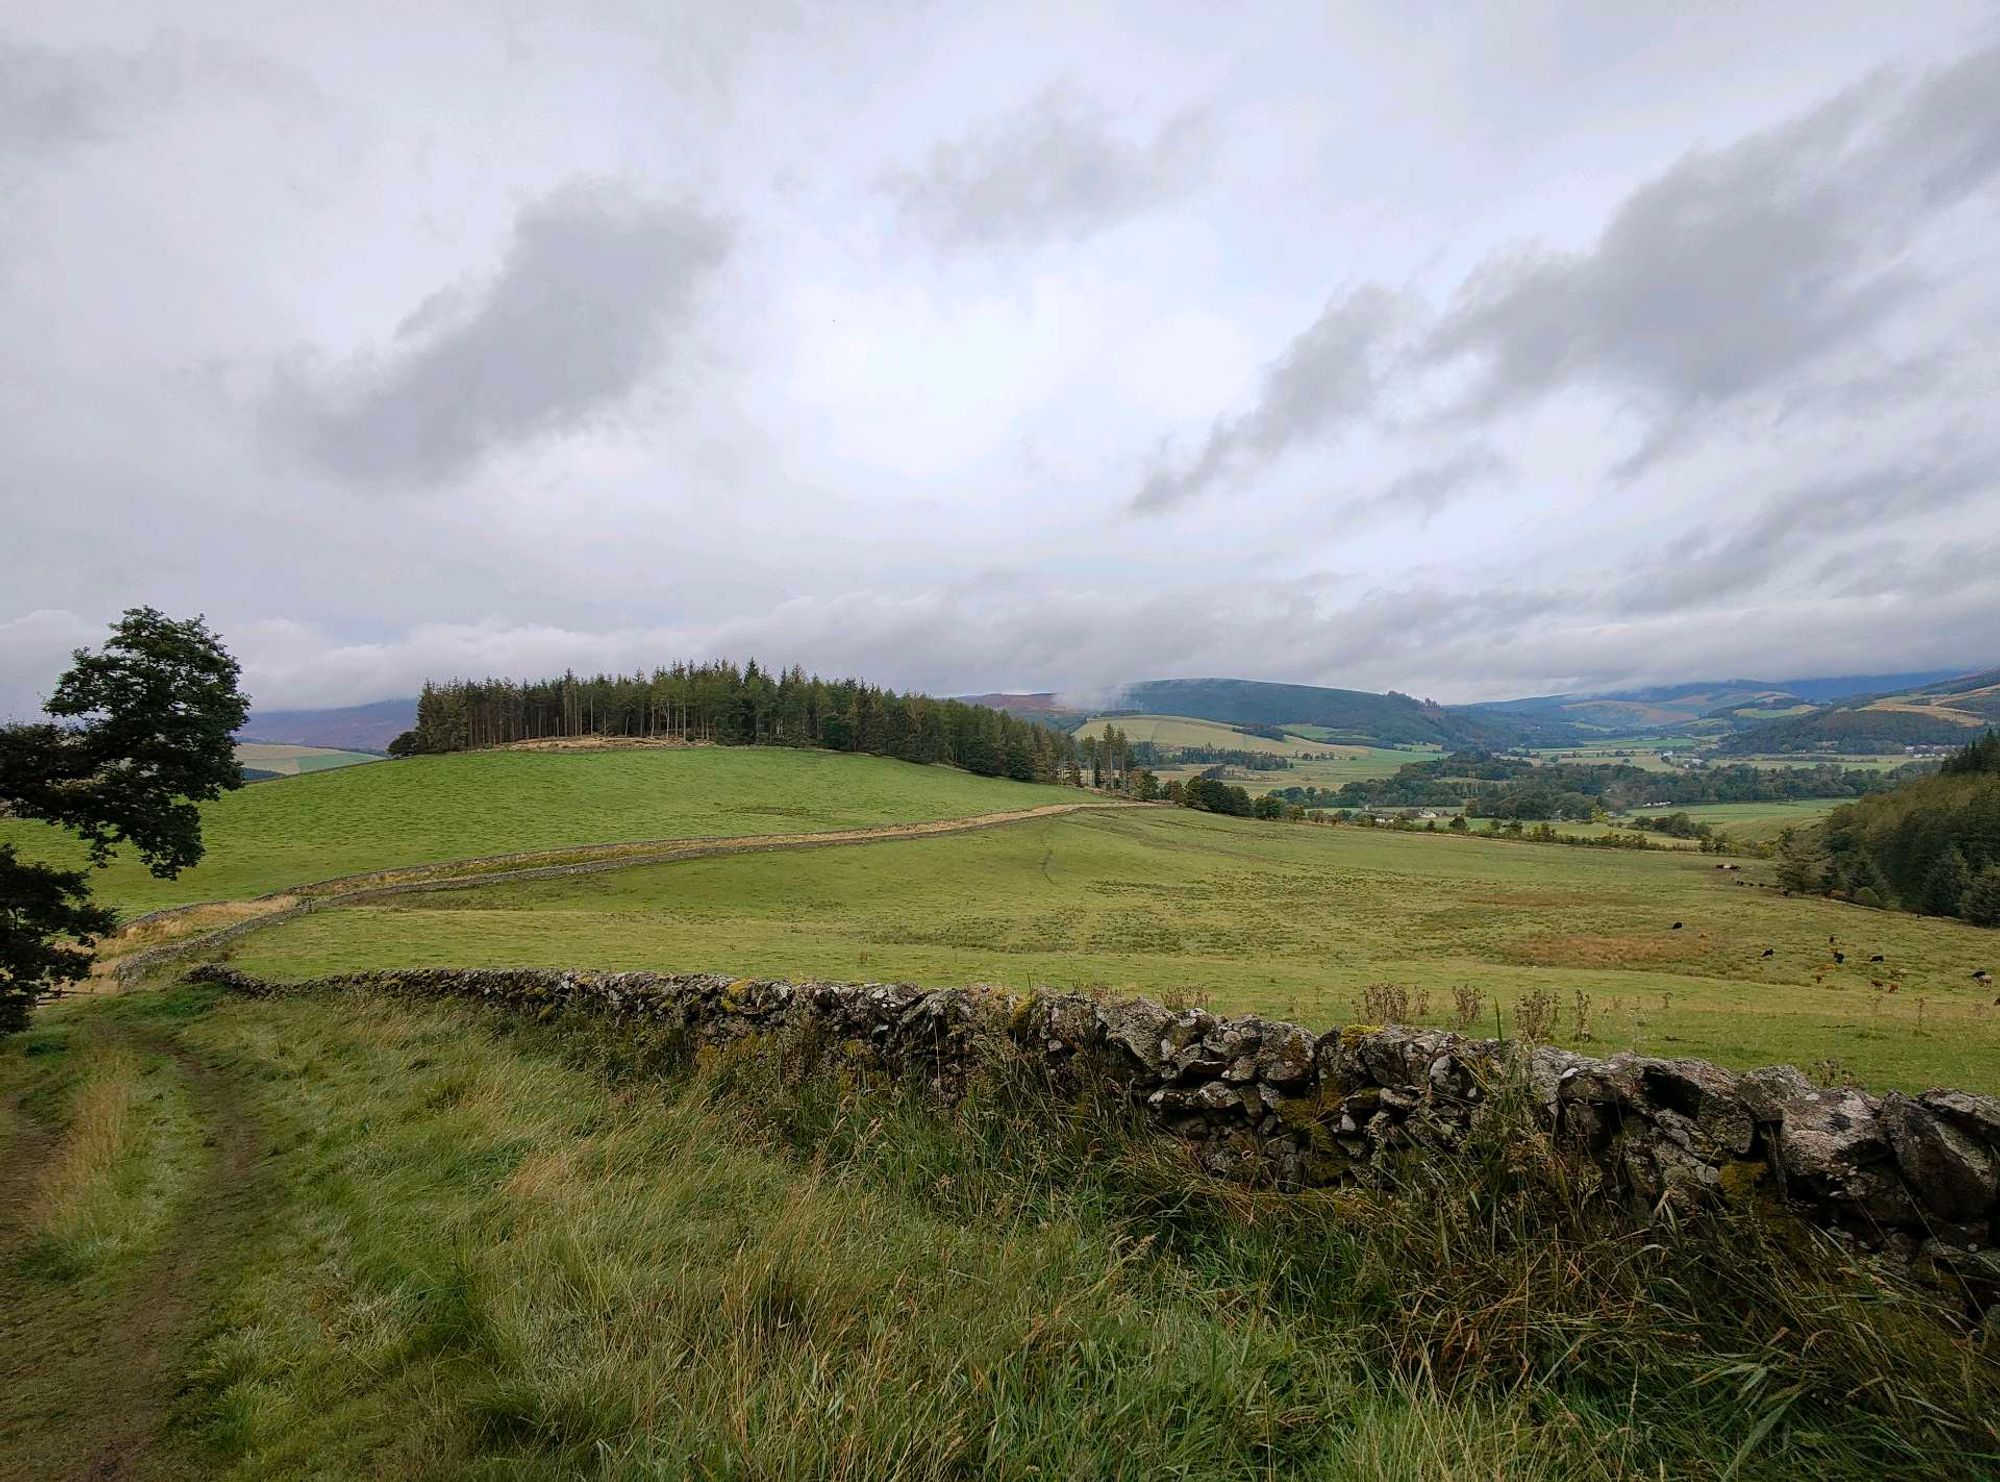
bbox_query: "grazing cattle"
[1974,970,1993,986]
[1760,947,1775,958]
[1869,954,1885,963]
[1871,979,1883,989]
[1832,951,1846,965]
[1671,921,1684,931]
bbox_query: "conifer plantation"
[391,662,1081,784]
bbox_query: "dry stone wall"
[186,964,2000,1303]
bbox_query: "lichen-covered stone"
[1881,1092,1998,1223]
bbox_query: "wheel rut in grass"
[0,1022,271,1480]
[106,799,1137,981]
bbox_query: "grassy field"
[234,742,383,776]
[228,807,2000,1091]
[1075,713,1349,755]
[0,749,1080,917]
[1208,746,1438,793]
[4,985,1990,1478]
[1626,798,1848,842]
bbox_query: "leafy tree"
[1963,864,2000,928]
[1773,827,1826,896]
[0,609,247,1031]
[1920,845,1974,919]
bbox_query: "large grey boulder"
[1881,1093,1998,1224]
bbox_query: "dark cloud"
[0,32,303,153]
[887,86,1211,249]
[1133,286,1404,511]
[1424,42,2000,425]
[269,182,729,486]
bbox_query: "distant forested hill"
[238,697,414,753]
[1802,730,2000,922]
[1717,669,2000,754]
[1072,678,1583,747]
[1469,671,1973,736]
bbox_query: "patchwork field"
[1625,798,1848,842]
[228,806,2000,1091]
[0,749,1081,916]
[234,742,382,776]
[1075,712,1347,755]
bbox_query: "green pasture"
[234,743,382,776]
[0,748,1079,916]
[231,807,2000,1091]
[1076,713,1346,755]
[1226,746,1439,791]
[1626,798,1848,842]
[1730,752,1913,771]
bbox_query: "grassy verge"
[26,984,1958,1479]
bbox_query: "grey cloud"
[1350,444,1507,522]
[1133,286,1404,511]
[1425,42,2000,423]
[1614,446,1996,617]
[0,32,305,154]
[888,87,1211,249]
[269,182,730,486]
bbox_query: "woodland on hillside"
[390,663,1083,784]
[1781,731,2000,923]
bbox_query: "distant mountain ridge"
[963,678,1583,747]
[237,697,415,753]
[1469,670,1972,735]
[1716,668,2000,754]
[963,668,1989,751]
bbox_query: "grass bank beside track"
[5,983,1994,1479]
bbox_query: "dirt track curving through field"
[100,800,1138,985]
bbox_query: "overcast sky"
[3,2,1997,716]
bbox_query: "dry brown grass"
[1503,932,1706,969]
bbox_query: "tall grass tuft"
[19,1036,191,1279]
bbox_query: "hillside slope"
[0,747,1080,915]
[1719,669,2000,753]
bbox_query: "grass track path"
[0,1024,271,1480]
[102,801,1135,983]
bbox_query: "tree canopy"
[0,608,247,1030]
[389,663,1081,785]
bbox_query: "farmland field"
[228,805,2000,1091]
[1075,712,1346,755]
[235,742,382,776]
[1625,798,1848,842]
[1202,746,1438,793]
[0,748,1080,916]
